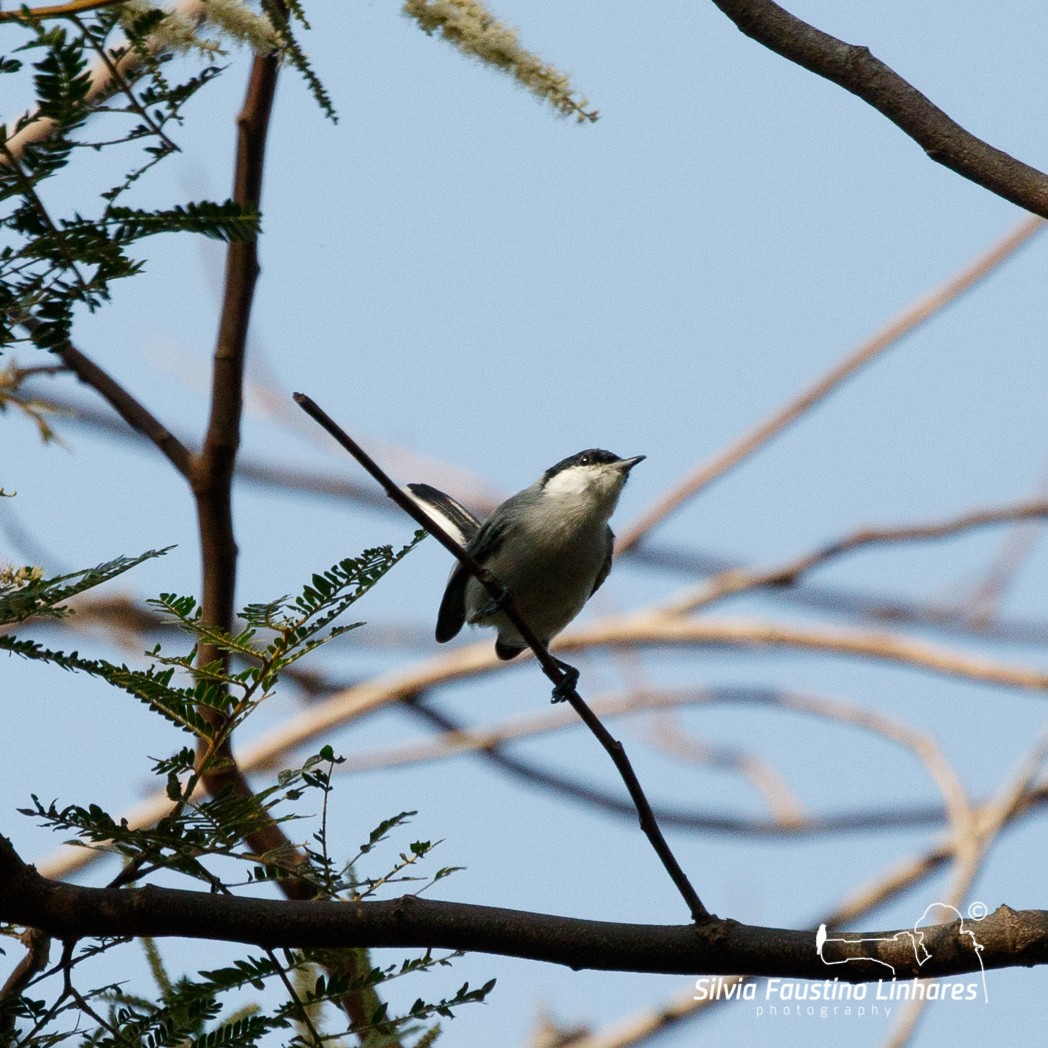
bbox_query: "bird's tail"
[403,482,482,546]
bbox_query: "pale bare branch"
[617,215,1044,552]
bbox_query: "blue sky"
[4,2,1048,1045]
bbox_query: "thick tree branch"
[0,836,1043,980]
[707,0,1048,216]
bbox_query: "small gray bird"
[407,449,644,699]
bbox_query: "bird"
[406,449,645,700]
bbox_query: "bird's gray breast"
[464,499,610,642]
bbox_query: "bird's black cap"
[543,448,646,482]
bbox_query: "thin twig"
[51,340,194,477]
[293,392,712,923]
[3,2,208,163]
[70,13,180,157]
[0,0,126,22]
[618,214,1044,551]
[965,456,1048,623]
[395,688,976,835]
[0,143,92,296]
[25,381,1048,646]
[663,496,1048,616]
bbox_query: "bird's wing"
[404,482,482,545]
[434,511,509,643]
[589,526,615,597]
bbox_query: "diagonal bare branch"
[52,341,193,478]
[663,496,1048,616]
[618,214,1044,551]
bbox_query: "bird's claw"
[550,661,579,703]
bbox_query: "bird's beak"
[618,455,646,472]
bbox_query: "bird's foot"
[550,660,579,703]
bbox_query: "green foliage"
[2,536,424,741]
[0,0,337,356]
[0,548,170,625]
[0,11,258,352]
[3,537,492,1045]
[262,0,337,122]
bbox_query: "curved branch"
[52,341,193,478]
[665,497,1048,615]
[26,383,1048,646]
[707,0,1048,216]
[0,837,1043,980]
[0,0,124,22]
[560,616,1048,693]
[394,689,973,837]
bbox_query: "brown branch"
[3,1,208,163]
[293,393,712,923]
[191,48,278,684]
[26,381,1048,647]
[176,47,400,1042]
[707,0,1048,216]
[1,836,1044,980]
[617,214,1044,551]
[561,616,1048,694]
[666,497,1048,614]
[0,928,50,1041]
[52,341,193,478]
[0,0,125,22]
[397,690,970,836]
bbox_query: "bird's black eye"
[579,453,591,465]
